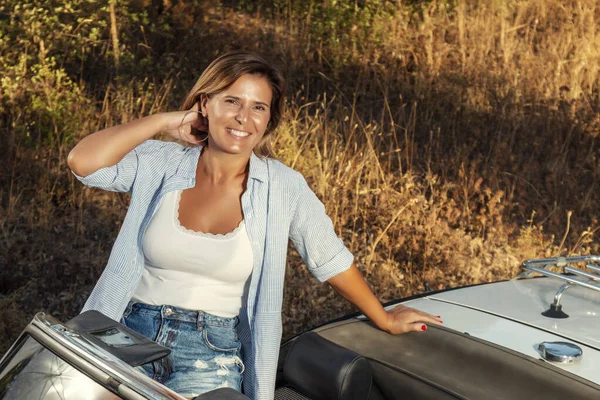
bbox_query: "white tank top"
[132,190,253,317]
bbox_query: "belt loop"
[196,310,203,331]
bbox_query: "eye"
[225,99,239,105]
[254,105,268,111]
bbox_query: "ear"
[199,93,210,116]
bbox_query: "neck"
[198,146,250,184]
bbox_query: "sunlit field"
[1,0,598,351]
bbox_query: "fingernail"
[421,325,427,331]
[436,316,441,318]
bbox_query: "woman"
[68,52,442,399]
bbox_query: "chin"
[221,145,255,156]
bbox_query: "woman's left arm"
[327,264,443,334]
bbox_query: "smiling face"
[201,74,273,156]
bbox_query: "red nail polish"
[421,325,427,331]
[436,316,441,318]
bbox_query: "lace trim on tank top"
[173,190,244,239]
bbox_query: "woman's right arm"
[68,114,168,177]
[68,106,206,177]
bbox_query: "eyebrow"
[224,96,270,108]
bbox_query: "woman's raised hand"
[163,103,209,145]
[384,304,443,334]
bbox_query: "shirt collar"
[248,151,268,183]
[178,145,267,183]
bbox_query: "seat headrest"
[283,332,372,400]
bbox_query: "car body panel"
[398,297,600,385]
[378,276,600,386]
[427,278,600,349]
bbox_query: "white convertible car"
[0,255,598,399]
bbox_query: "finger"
[416,314,443,325]
[415,310,443,324]
[406,323,430,333]
[181,131,204,145]
[176,125,198,143]
[387,305,414,318]
[191,116,209,132]
[387,304,408,314]
[181,109,200,125]
[403,310,443,325]
[390,305,443,325]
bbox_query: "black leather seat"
[275,332,373,400]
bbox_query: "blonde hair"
[181,52,286,158]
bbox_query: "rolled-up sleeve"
[71,140,165,193]
[289,176,354,282]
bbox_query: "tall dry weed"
[1,0,599,348]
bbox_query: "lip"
[226,127,252,139]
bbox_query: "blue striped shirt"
[73,140,353,399]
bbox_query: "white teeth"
[228,128,250,137]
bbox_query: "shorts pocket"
[202,325,240,353]
[121,302,134,321]
[122,310,161,343]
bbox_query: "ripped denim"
[121,302,244,398]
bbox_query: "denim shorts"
[121,302,244,397]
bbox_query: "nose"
[235,106,249,124]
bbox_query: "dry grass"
[271,0,600,335]
[1,0,599,349]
